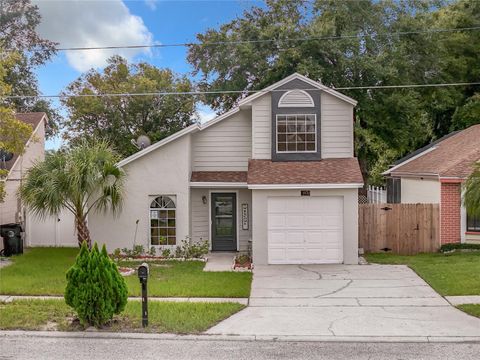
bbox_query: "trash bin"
[0,223,23,257]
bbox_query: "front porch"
[190,174,252,254]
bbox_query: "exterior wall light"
[202,195,207,205]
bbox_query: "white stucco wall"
[400,177,441,204]
[251,188,359,265]
[89,135,192,251]
[0,120,45,225]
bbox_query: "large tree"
[61,56,197,157]
[0,49,33,202]
[0,0,60,136]
[188,0,480,184]
[19,141,125,248]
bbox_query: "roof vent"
[278,89,314,108]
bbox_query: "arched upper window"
[278,89,314,108]
[150,196,176,209]
[150,195,176,246]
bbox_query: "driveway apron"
[206,264,480,338]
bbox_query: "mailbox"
[138,263,149,282]
[137,262,149,327]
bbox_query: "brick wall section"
[440,182,461,244]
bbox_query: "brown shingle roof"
[389,124,480,178]
[1,113,46,172]
[191,171,248,183]
[247,158,363,185]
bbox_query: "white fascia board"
[238,73,357,107]
[198,107,240,130]
[248,183,364,190]
[382,146,438,176]
[117,124,199,167]
[117,108,241,168]
[190,182,248,188]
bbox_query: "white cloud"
[33,0,154,72]
[197,104,216,123]
[144,0,157,11]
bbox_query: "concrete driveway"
[206,264,480,340]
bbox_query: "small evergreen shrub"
[65,242,128,327]
[440,243,480,253]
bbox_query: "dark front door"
[211,193,237,251]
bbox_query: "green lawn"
[0,299,244,333]
[0,248,252,297]
[365,252,480,296]
[457,304,480,318]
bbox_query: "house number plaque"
[241,203,249,230]
[301,190,311,196]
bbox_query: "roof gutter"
[248,183,364,190]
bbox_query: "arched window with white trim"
[150,195,176,246]
[278,89,314,107]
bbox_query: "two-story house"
[0,112,77,250]
[89,73,364,265]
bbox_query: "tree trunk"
[76,216,91,248]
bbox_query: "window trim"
[466,211,480,233]
[149,195,177,247]
[275,114,317,154]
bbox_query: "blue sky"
[34,0,264,149]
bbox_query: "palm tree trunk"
[76,216,91,248]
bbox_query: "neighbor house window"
[467,211,480,232]
[150,195,176,245]
[276,114,316,153]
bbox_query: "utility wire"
[4,82,480,99]
[47,26,480,51]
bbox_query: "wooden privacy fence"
[359,203,440,255]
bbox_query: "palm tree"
[20,141,125,248]
[464,162,480,220]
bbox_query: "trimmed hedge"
[440,243,480,253]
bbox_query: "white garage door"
[267,196,343,264]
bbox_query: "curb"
[1,330,480,344]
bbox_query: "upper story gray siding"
[190,76,354,171]
[191,109,252,171]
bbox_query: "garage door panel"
[304,215,323,227]
[268,214,286,228]
[322,215,343,228]
[285,231,305,244]
[285,215,304,228]
[285,248,304,261]
[304,231,323,244]
[267,196,343,264]
[269,231,286,244]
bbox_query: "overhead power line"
[48,26,480,51]
[4,82,480,100]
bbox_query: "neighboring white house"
[0,112,76,249]
[383,124,480,245]
[89,73,364,265]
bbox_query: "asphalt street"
[1,335,479,360]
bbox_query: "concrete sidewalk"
[445,296,480,306]
[0,295,248,305]
[207,264,480,339]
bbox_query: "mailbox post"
[137,263,149,327]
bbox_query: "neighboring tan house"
[89,73,364,265]
[383,124,480,245]
[0,112,76,248]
